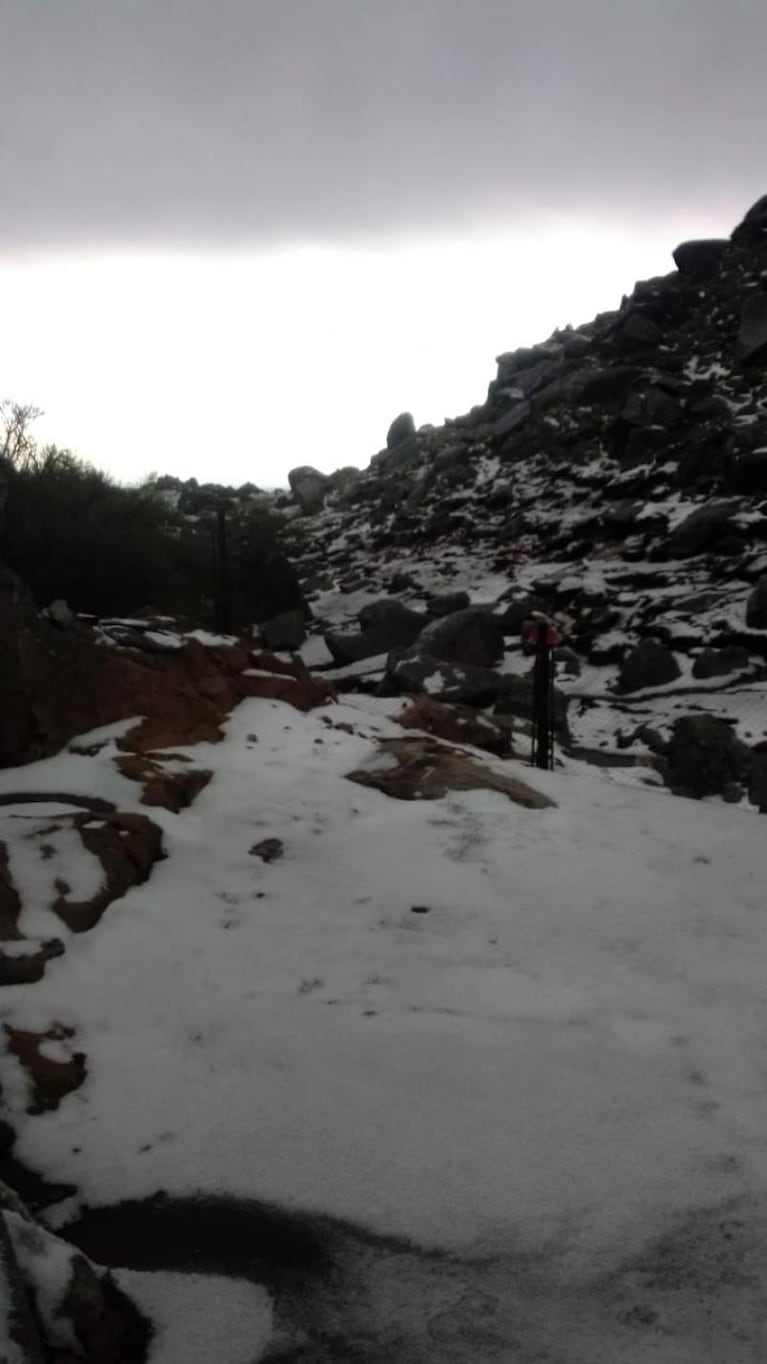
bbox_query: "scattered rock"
[385,650,503,707]
[0,840,21,938]
[664,715,751,799]
[53,811,165,932]
[5,1023,86,1114]
[416,608,504,668]
[242,653,337,711]
[250,838,284,863]
[346,737,553,809]
[746,576,767,629]
[357,599,425,641]
[426,590,471,618]
[669,501,740,557]
[388,571,419,593]
[621,383,682,428]
[115,755,213,812]
[0,939,65,987]
[692,646,751,679]
[617,641,682,693]
[610,312,662,350]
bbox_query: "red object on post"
[521,619,559,653]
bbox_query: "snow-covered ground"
[1,695,767,1359]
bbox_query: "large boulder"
[672,239,728,276]
[288,465,329,515]
[358,599,425,642]
[386,412,416,448]
[736,293,767,366]
[324,630,389,667]
[668,501,739,557]
[692,646,751,679]
[325,600,425,667]
[621,384,682,428]
[426,590,471,618]
[384,649,503,706]
[416,608,505,668]
[746,576,767,629]
[617,640,681,693]
[665,715,751,799]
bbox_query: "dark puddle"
[60,1193,454,1363]
[62,1191,332,1287]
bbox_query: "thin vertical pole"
[213,507,232,633]
[532,621,554,770]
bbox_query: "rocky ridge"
[273,195,767,809]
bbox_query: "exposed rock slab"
[398,695,513,757]
[346,736,553,809]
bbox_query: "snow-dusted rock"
[617,640,681,693]
[745,576,767,629]
[386,411,416,448]
[737,292,767,365]
[665,714,751,799]
[416,607,505,669]
[287,465,329,515]
[672,238,729,276]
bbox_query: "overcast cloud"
[1,0,765,252]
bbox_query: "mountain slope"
[273,196,767,808]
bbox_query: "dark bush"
[0,404,291,624]
[2,446,212,618]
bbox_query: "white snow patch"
[119,1270,273,1364]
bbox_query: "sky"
[1,0,765,488]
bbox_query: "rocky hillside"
[269,195,767,811]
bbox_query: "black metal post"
[213,507,232,633]
[532,621,554,770]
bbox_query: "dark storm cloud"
[1,0,765,249]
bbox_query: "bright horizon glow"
[0,212,732,489]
